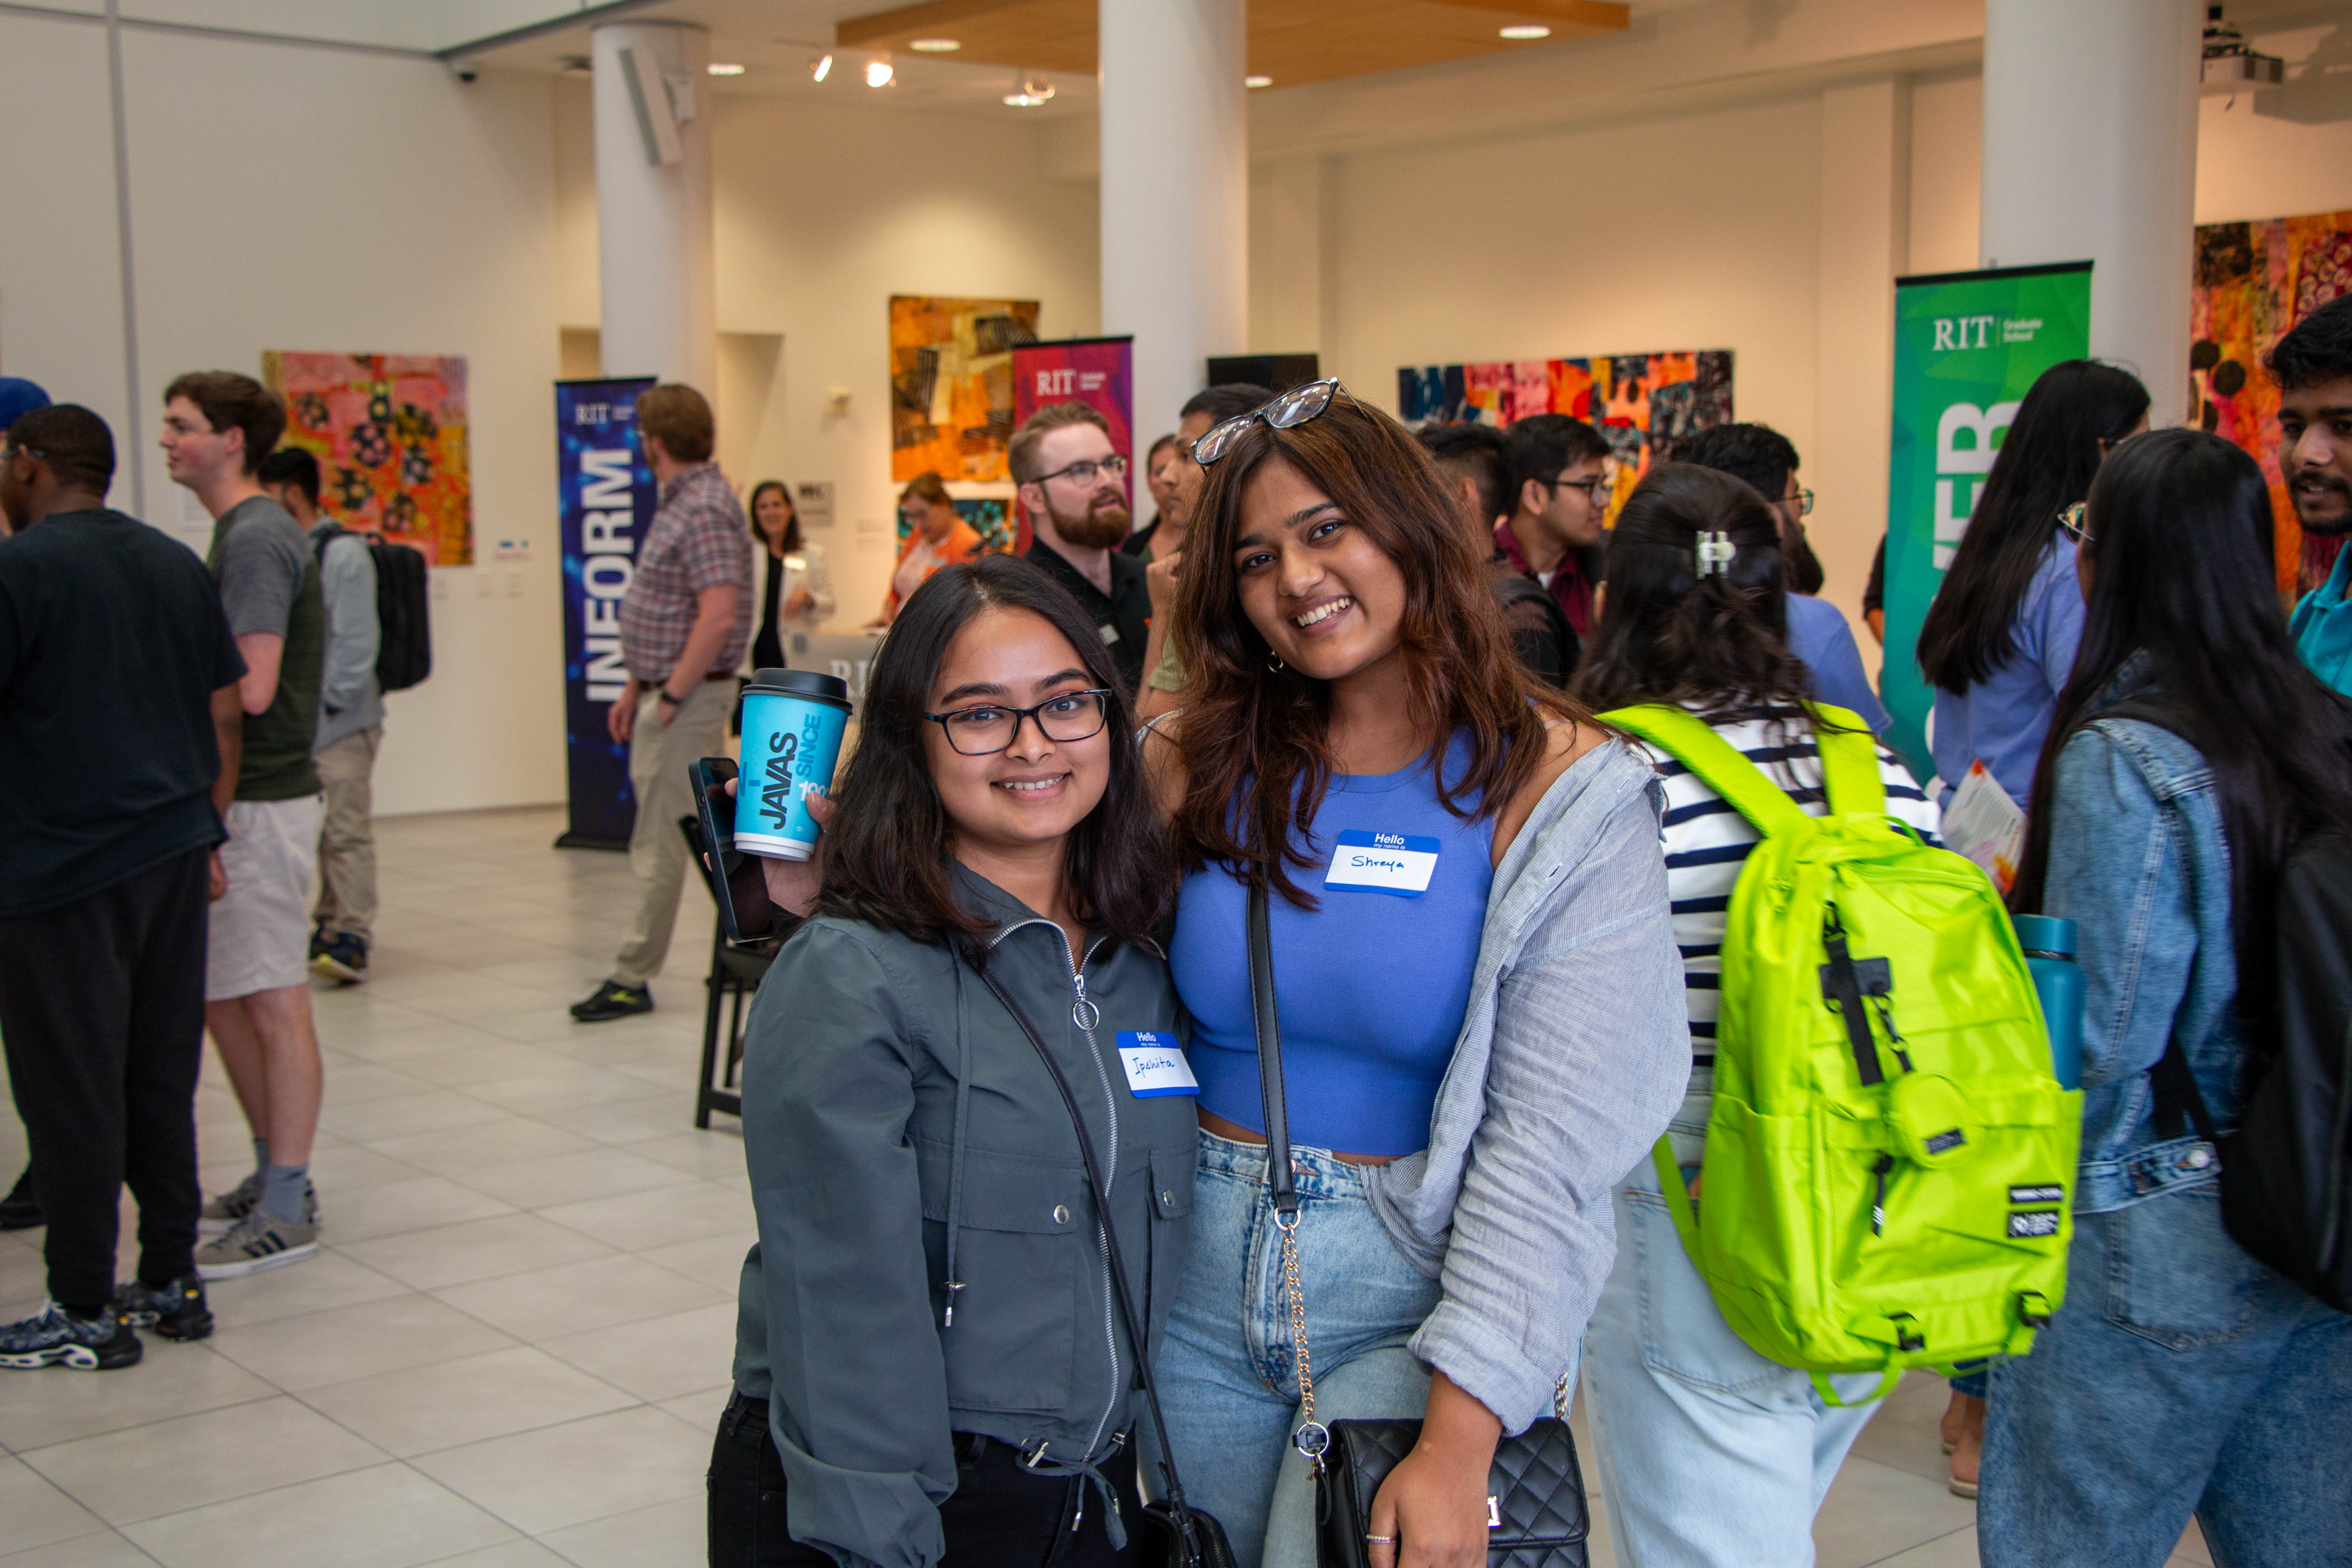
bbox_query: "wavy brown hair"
[1166,388,1581,906]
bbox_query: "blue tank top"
[1170,731,1496,1157]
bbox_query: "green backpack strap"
[1600,703,1811,837]
[1804,703,1888,818]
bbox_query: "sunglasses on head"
[1191,379,1343,466]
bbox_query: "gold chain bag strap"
[1246,883,1590,1568]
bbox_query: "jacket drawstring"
[1019,1445,1130,1551]
[942,960,973,1327]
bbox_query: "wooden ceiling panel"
[837,0,1626,90]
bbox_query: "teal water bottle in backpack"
[2013,915,2084,1091]
[1602,702,2083,1400]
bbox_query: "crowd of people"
[4,293,2352,1568]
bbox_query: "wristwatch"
[657,687,684,708]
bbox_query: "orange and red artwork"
[889,296,1040,483]
[262,351,470,566]
[2190,209,2352,597]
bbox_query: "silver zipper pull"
[942,1279,964,1327]
[1071,970,1100,1031]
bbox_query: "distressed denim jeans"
[1581,1114,1883,1568]
[1980,1185,2352,1568]
[1150,1131,1444,1568]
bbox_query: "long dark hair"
[816,554,1173,951]
[747,480,800,553]
[1167,387,1576,907]
[1574,463,1821,721]
[1917,360,2149,691]
[2013,429,2352,1017]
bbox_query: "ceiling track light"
[866,56,895,88]
[810,52,832,82]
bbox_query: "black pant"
[0,849,209,1308]
[708,1392,1141,1567]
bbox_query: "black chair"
[677,818,786,1127]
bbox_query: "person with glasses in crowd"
[1494,412,1614,665]
[716,554,1193,1567]
[1678,422,1891,732]
[1987,428,2352,1565]
[1144,381,1689,1567]
[1014,402,1152,698]
[866,471,986,630]
[1416,420,1578,688]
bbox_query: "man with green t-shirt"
[161,372,329,1279]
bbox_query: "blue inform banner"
[555,377,656,850]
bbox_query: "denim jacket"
[2040,659,2237,1214]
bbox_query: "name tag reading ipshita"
[1116,1032,1199,1097]
[1325,830,1440,896]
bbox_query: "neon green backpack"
[1602,702,2082,1399]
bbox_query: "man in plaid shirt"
[572,384,753,1023]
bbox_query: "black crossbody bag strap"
[970,960,1218,1562]
[1249,883,1297,1218]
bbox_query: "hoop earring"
[1266,653,1285,673]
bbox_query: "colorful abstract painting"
[1399,349,1734,525]
[889,296,1040,483]
[262,352,469,566]
[2190,210,2352,597]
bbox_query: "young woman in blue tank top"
[1143,385,1690,1568]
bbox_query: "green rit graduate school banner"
[1882,262,2091,776]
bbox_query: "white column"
[1981,0,2201,417]
[1249,152,1331,360]
[1814,77,1911,674]
[1100,0,1247,433]
[592,21,715,395]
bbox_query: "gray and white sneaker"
[195,1205,318,1280]
[197,1171,263,1235]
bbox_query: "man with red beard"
[1011,401,1152,696]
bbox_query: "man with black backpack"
[258,448,380,984]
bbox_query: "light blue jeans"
[1151,1130,1443,1568]
[1980,1185,2352,1567]
[1581,1080,1883,1568]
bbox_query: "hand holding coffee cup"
[735,669,853,863]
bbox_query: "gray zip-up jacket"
[309,525,382,749]
[1365,736,1691,1432]
[730,867,1196,1568]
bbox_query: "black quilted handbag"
[1243,888,1590,1568]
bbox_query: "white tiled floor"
[0,806,2212,1567]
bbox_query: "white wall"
[0,11,567,820]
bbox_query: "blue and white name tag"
[1116,1031,1200,1097]
[1323,829,1440,896]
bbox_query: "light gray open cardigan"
[1363,735,1691,1433]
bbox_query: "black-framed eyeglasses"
[1032,454,1129,488]
[1541,472,1615,507]
[2057,501,2091,546]
[925,690,1113,756]
[1787,487,1816,518]
[1193,379,1342,466]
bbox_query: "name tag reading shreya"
[1115,1032,1199,1097]
[1323,829,1440,896]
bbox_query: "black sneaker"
[570,979,654,1022]
[311,932,368,984]
[0,1303,141,1371]
[309,926,330,962]
[0,1168,41,1231]
[112,1273,214,1341]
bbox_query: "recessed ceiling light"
[910,38,960,52]
[1245,74,1272,88]
[706,61,745,76]
[866,58,894,87]
[1498,24,1551,39]
[810,53,832,82]
[1004,91,1048,107]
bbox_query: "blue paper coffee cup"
[735,668,852,860]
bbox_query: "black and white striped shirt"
[1644,707,1940,1065]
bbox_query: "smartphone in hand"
[689,758,776,944]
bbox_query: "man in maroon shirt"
[1494,413,1613,649]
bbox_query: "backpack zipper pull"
[1869,1154,1894,1236]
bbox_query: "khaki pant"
[312,726,381,943]
[612,680,732,986]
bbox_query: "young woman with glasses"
[1989,428,2352,1564]
[1143,382,1690,1567]
[716,554,1195,1566]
